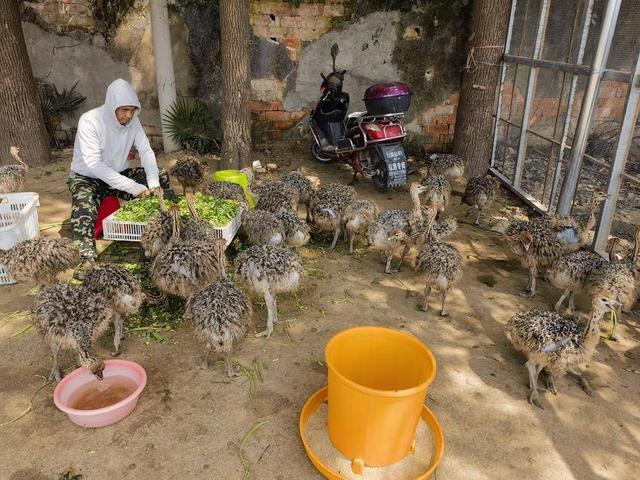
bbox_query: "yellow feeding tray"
[300,387,444,479]
[212,169,255,207]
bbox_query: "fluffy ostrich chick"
[184,278,253,377]
[234,244,303,339]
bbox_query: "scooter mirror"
[331,43,339,72]
[330,43,339,59]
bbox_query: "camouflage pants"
[67,168,170,261]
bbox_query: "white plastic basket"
[0,192,40,285]
[102,207,243,248]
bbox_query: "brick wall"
[249,0,345,138]
[24,0,94,33]
[247,1,464,147]
[411,94,459,153]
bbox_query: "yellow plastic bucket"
[325,327,437,468]
[212,169,254,207]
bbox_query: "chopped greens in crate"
[115,192,239,226]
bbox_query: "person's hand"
[137,189,152,199]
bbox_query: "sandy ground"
[1,142,639,480]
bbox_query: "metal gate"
[491,0,640,254]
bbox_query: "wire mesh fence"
[492,0,640,249]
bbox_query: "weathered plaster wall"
[21,0,471,151]
[21,0,197,149]
[284,11,402,113]
[249,0,470,148]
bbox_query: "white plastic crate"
[0,192,40,285]
[102,207,243,248]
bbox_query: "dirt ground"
[1,142,639,480]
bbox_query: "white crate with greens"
[103,193,242,247]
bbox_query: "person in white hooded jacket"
[68,78,170,265]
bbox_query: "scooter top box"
[363,82,412,116]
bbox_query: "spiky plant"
[163,97,221,154]
[36,79,87,147]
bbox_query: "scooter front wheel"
[309,139,334,164]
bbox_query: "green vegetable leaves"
[115,193,239,226]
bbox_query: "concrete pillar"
[149,0,179,153]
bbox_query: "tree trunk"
[453,0,510,178]
[219,0,252,169]
[0,0,50,166]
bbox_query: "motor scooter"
[308,43,412,192]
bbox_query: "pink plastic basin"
[54,359,147,428]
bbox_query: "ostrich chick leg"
[526,360,544,409]
[439,290,449,317]
[225,349,239,378]
[348,233,355,255]
[568,291,576,314]
[112,315,124,356]
[328,226,340,251]
[49,343,62,381]
[418,285,431,313]
[540,368,557,395]
[384,250,394,274]
[521,264,537,299]
[554,289,571,313]
[198,343,211,369]
[256,290,278,339]
[567,370,593,396]
[394,244,410,272]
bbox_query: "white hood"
[71,79,160,195]
[104,78,142,129]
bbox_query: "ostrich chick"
[461,174,501,225]
[505,218,567,299]
[419,174,451,215]
[343,199,379,254]
[0,146,29,193]
[151,207,224,298]
[241,209,286,246]
[275,210,310,248]
[170,154,208,195]
[410,205,462,316]
[281,170,317,220]
[366,182,427,273]
[234,244,303,339]
[184,278,253,377]
[35,283,115,381]
[506,296,619,409]
[205,181,248,206]
[548,237,619,314]
[423,153,465,182]
[140,188,173,258]
[253,180,299,214]
[586,227,640,339]
[309,183,357,251]
[0,237,80,288]
[551,189,609,249]
[82,263,145,355]
[181,192,227,276]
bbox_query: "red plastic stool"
[94,195,120,239]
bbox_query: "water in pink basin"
[54,359,147,428]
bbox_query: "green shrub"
[163,97,221,154]
[36,79,86,147]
